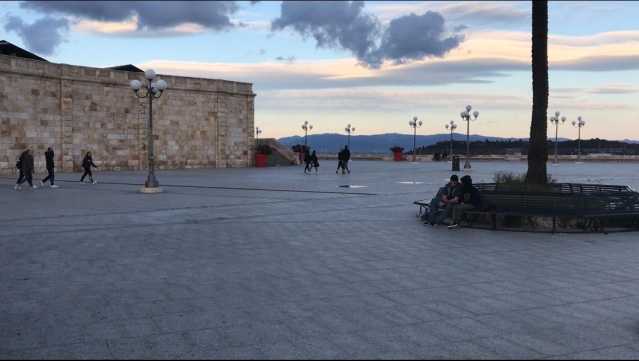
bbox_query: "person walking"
[80,151,98,184]
[41,147,59,188]
[310,150,319,174]
[342,145,351,174]
[14,149,36,190]
[303,148,312,174]
[336,148,345,174]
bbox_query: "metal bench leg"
[552,216,556,234]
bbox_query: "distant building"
[0,40,256,175]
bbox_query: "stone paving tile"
[3,161,639,358]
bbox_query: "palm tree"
[526,0,549,184]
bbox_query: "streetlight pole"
[445,120,457,161]
[130,69,167,192]
[572,116,586,163]
[409,116,422,162]
[345,124,355,147]
[301,121,313,147]
[255,126,262,145]
[460,105,479,169]
[549,111,566,164]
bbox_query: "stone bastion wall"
[0,54,255,176]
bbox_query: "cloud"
[588,85,638,95]
[275,56,296,64]
[439,2,529,24]
[141,51,639,94]
[552,55,639,71]
[271,1,461,68]
[271,1,380,65]
[371,11,464,66]
[21,1,239,31]
[4,16,69,55]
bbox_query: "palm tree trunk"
[526,0,549,184]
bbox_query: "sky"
[1,1,638,140]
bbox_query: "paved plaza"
[2,160,639,359]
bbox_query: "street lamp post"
[255,126,262,146]
[549,111,566,164]
[301,121,313,147]
[445,120,457,161]
[409,116,422,162]
[572,116,586,163]
[345,124,355,147]
[130,69,167,192]
[460,105,479,169]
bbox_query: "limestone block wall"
[0,54,255,176]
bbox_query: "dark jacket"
[310,152,319,166]
[343,148,351,161]
[303,150,311,163]
[460,185,482,208]
[82,155,97,169]
[20,151,34,175]
[45,149,55,169]
[338,150,345,162]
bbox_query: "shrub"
[493,171,556,184]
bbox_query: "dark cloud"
[271,1,462,68]
[21,1,239,30]
[371,11,464,66]
[4,16,69,55]
[275,56,296,63]
[272,1,380,65]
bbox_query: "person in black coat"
[310,150,319,173]
[80,151,98,184]
[342,145,351,174]
[303,148,312,174]
[14,149,36,190]
[41,147,59,188]
[336,149,345,174]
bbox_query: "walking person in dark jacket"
[80,151,98,184]
[336,148,345,174]
[310,150,319,174]
[14,149,37,190]
[303,148,312,174]
[342,145,351,174]
[41,147,59,188]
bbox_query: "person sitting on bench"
[448,175,482,229]
[425,175,461,225]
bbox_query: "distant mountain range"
[279,133,528,154]
[278,133,638,154]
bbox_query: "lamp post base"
[463,160,472,169]
[140,186,163,194]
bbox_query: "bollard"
[452,156,460,171]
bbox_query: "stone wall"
[0,54,255,176]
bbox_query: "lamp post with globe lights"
[572,116,586,163]
[130,69,167,192]
[255,126,262,145]
[445,120,457,161]
[549,111,566,164]
[301,121,313,147]
[409,116,422,162]
[345,124,355,147]
[460,105,479,169]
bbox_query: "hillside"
[278,133,522,154]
